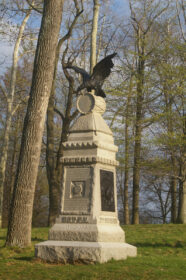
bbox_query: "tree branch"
[176,0,186,42]
[70,109,79,121]
[54,107,64,121]
[26,0,43,14]
[144,1,170,35]
[58,8,83,49]
[0,84,8,100]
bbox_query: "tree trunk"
[6,0,63,247]
[124,76,133,225]
[2,115,21,228]
[170,166,177,223]
[177,116,186,223]
[177,164,186,223]
[0,106,12,227]
[46,88,57,226]
[132,28,145,225]
[132,92,143,224]
[90,0,100,74]
[163,88,178,223]
[0,11,31,227]
[180,179,186,223]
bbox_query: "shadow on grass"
[13,256,35,261]
[0,237,6,240]
[133,241,185,248]
[31,237,45,242]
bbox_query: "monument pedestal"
[35,241,136,264]
[35,93,137,263]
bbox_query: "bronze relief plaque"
[100,170,115,212]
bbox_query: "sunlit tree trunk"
[6,0,63,247]
[90,0,100,73]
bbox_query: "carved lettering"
[61,216,88,223]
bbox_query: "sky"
[0,0,130,75]
[112,0,130,15]
[0,42,14,72]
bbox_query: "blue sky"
[0,0,130,75]
[112,0,130,15]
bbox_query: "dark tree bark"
[170,173,177,222]
[163,89,178,223]
[124,116,130,225]
[6,0,64,247]
[177,115,186,223]
[124,75,133,225]
[132,27,145,225]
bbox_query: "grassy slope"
[0,224,186,280]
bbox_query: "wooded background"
[0,0,185,247]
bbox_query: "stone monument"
[35,93,137,263]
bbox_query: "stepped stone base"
[35,240,137,264]
[49,223,125,243]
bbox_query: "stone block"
[35,241,137,264]
[49,223,125,243]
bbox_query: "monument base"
[35,240,137,264]
[49,222,125,243]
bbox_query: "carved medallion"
[70,181,85,198]
[77,92,106,115]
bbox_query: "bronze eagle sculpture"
[65,53,117,98]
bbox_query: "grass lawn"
[0,224,186,280]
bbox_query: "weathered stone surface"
[49,223,125,243]
[35,241,137,264]
[69,112,112,136]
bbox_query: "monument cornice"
[60,156,119,166]
[62,141,118,152]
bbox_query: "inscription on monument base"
[60,216,89,224]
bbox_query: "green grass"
[0,224,186,280]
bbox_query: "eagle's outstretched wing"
[65,65,90,83]
[91,52,117,83]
